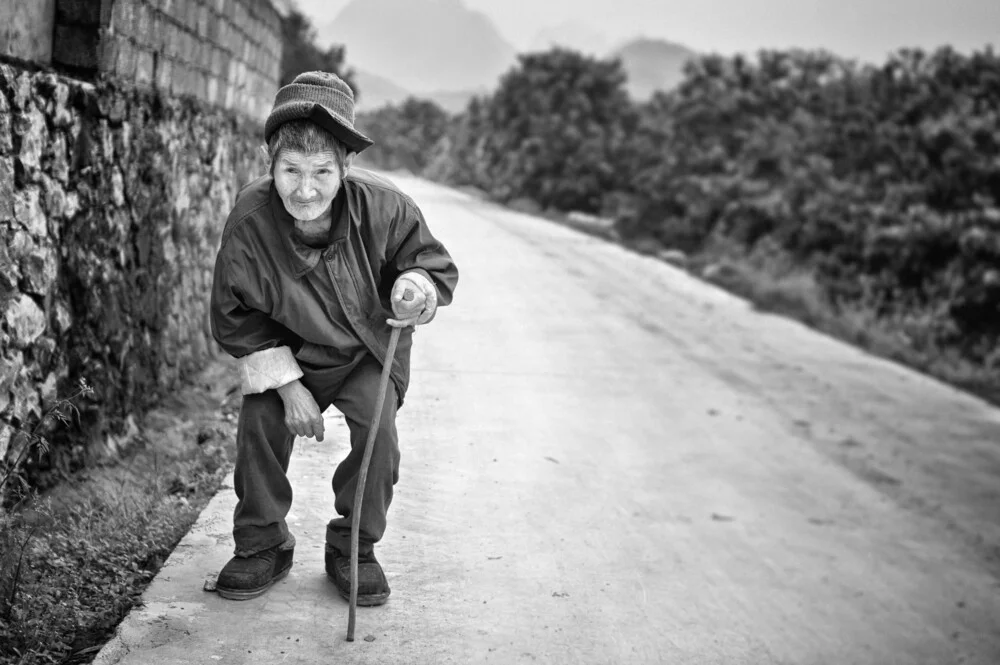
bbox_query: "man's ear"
[345,152,357,172]
[258,145,271,170]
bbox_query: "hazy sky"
[292,0,999,63]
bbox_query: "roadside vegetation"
[357,45,1000,406]
[0,367,238,664]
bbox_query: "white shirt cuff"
[238,346,304,395]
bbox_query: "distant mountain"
[352,69,411,112]
[529,21,610,55]
[350,69,483,115]
[610,38,698,100]
[420,88,485,114]
[322,0,517,94]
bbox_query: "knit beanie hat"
[264,71,374,154]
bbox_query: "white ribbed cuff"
[238,346,304,395]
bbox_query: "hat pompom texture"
[264,71,374,153]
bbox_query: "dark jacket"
[210,168,458,403]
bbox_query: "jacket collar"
[270,180,351,278]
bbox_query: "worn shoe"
[325,545,391,606]
[216,542,293,600]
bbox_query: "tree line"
[356,45,1000,383]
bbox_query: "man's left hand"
[388,273,437,328]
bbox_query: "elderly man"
[210,71,458,606]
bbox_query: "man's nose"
[297,177,318,198]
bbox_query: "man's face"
[273,150,349,223]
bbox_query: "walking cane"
[346,323,403,642]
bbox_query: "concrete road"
[96,175,1000,664]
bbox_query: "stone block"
[51,300,72,334]
[11,378,41,422]
[0,350,25,417]
[48,131,71,184]
[195,2,209,38]
[113,38,137,80]
[0,91,12,154]
[0,239,19,295]
[110,166,125,206]
[10,70,33,110]
[14,187,47,237]
[0,156,14,220]
[39,372,58,410]
[164,21,180,54]
[110,0,135,37]
[64,190,80,219]
[22,243,58,296]
[4,294,47,349]
[150,12,167,51]
[112,120,132,167]
[176,29,190,64]
[172,60,189,96]
[195,70,209,101]
[46,79,74,129]
[205,11,220,42]
[98,30,120,72]
[41,173,67,218]
[185,0,199,32]
[95,85,127,124]
[133,2,154,48]
[14,105,48,173]
[135,47,156,88]
[209,74,224,105]
[154,55,174,94]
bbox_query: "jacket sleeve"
[211,250,304,394]
[382,197,459,319]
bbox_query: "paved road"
[96,175,1000,664]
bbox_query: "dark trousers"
[232,354,400,558]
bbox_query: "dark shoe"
[325,545,391,606]
[216,542,293,600]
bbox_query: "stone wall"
[0,63,264,481]
[2,0,281,124]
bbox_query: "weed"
[1,379,95,506]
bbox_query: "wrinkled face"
[273,150,346,223]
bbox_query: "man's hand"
[276,380,325,441]
[388,273,438,328]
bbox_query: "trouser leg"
[232,391,295,556]
[325,355,401,555]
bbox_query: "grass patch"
[0,361,239,665]
[692,251,1000,408]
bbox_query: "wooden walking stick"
[346,323,402,642]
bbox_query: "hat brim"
[266,101,374,154]
[307,104,374,154]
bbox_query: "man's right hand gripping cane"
[387,272,438,328]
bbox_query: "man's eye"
[317,169,331,175]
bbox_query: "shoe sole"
[216,564,292,601]
[326,571,391,606]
